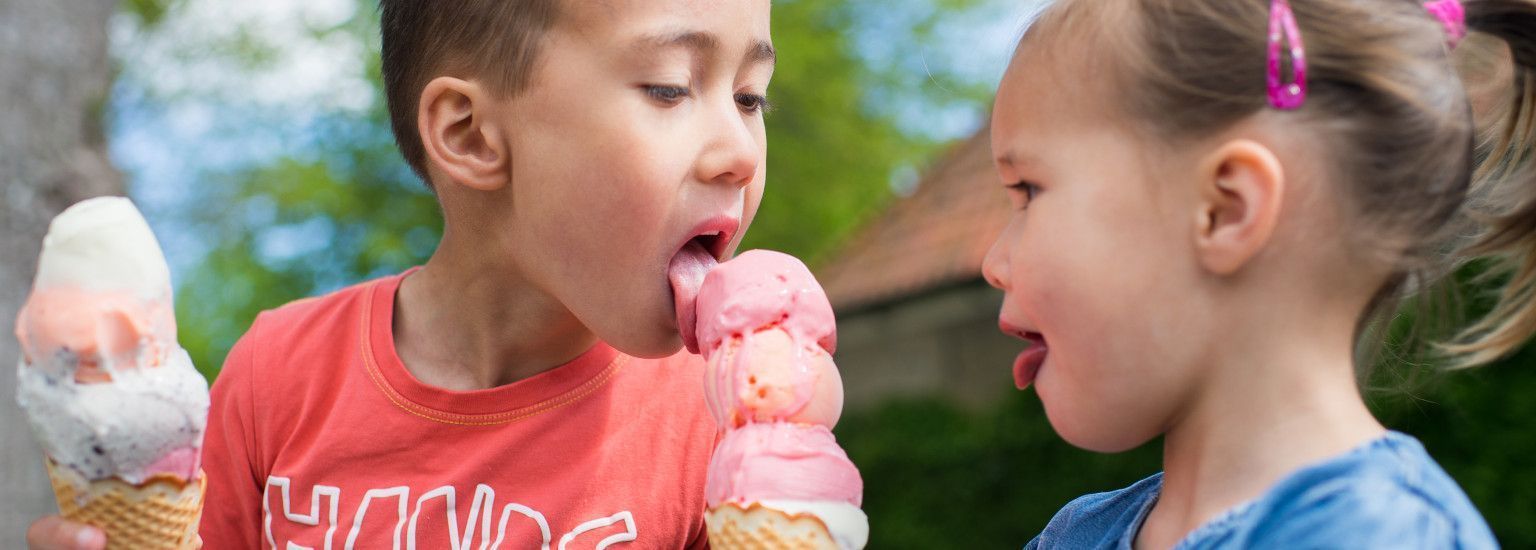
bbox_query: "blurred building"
[818,127,1024,411]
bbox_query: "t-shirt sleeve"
[198,321,266,548]
[1247,474,1458,549]
[1028,476,1161,550]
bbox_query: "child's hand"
[25,516,104,550]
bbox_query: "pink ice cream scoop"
[705,422,863,508]
[695,250,843,428]
[695,250,837,356]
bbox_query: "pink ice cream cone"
[681,250,868,550]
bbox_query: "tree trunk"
[0,0,123,544]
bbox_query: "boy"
[29,0,775,547]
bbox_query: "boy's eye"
[1005,181,1041,209]
[644,85,691,105]
[735,93,772,114]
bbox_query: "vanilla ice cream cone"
[16,198,209,549]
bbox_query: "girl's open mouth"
[1013,332,1047,390]
[1000,318,1046,390]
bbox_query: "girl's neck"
[1135,305,1386,550]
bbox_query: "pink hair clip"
[1266,0,1307,110]
[1423,0,1467,49]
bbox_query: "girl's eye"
[735,93,772,114]
[644,85,691,105]
[1006,181,1041,209]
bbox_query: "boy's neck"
[391,236,598,391]
[1135,298,1386,550]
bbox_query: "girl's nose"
[982,231,1011,291]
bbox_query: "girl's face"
[983,45,1213,453]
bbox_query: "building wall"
[834,279,1023,411]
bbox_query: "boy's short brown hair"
[379,0,560,187]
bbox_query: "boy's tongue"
[669,240,716,354]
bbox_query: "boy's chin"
[603,330,686,359]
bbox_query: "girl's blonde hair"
[1026,0,1536,368]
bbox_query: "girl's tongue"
[1013,335,1047,390]
[668,240,717,354]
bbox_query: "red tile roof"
[816,126,1010,313]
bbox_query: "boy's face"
[493,0,773,358]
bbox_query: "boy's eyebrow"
[638,30,719,55]
[635,30,776,66]
[747,41,776,65]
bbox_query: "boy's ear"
[1192,140,1285,276]
[418,76,509,192]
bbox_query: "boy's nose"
[696,109,760,188]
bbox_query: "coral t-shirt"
[199,271,716,549]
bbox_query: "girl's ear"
[418,76,509,192]
[1192,140,1286,276]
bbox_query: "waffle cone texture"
[706,502,838,550]
[45,459,204,550]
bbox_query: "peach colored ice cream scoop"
[704,327,844,429]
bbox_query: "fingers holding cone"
[27,516,106,550]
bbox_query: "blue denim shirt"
[1026,432,1497,549]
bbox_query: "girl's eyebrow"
[995,150,1042,170]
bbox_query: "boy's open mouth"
[669,221,738,354]
[691,231,730,262]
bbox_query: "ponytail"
[1444,0,1536,366]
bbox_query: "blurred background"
[1,0,1532,547]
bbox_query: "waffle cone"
[706,502,838,550]
[44,459,204,550]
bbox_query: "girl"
[983,0,1534,547]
